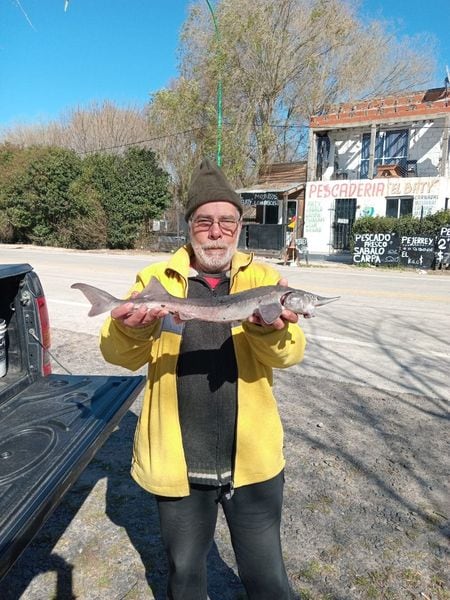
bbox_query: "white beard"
[191,240,237,273]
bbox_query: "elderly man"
[100,158,306,600]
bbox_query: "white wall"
[321,118,447,181]
[304,177,449,254]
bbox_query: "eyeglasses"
[190,217,242,235]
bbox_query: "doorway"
[333,198,356,250]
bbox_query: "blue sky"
[0,0,449,130]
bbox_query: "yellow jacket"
[100,245,306,497]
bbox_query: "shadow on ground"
[0,409,246,600]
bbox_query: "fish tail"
[71,283,120,317]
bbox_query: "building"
[305,87,450,254]
[237,161,306,252]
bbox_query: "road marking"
[308,334,450,358]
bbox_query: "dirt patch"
[0,331,448,600]
[275,369,449,600]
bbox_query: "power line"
[79,126,206,155]
[75,123,308,155]
[3,121,450,156]
[77,121,450,154]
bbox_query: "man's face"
[188,201,242,273]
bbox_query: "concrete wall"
[304,177,449,254]
[321,118,447,181]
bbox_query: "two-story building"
[304,87,450,254]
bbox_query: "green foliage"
[84,148,171,249]
[352,211,450,242]
[0,144,171,249]
[58,179,107,250]
[1,145,82,245]
[0,209,14,243]
[352,216,398,234]
[421,210,450,234]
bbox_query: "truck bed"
[0,373,144,579]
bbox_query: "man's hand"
[247,278,299,330]
[111,293,169,328]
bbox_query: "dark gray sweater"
[176,273,238,486]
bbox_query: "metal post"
[440,115,449,177]
[307,128,316,181]
[368,123,377,179]
[205,0,223,167]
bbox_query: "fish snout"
[314,294,340,307]
[283,291,339,316]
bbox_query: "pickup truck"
[0,263,145,580]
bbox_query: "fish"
[71,278,339,324]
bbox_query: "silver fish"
[71,278,339,324]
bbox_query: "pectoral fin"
[257,302,283,325]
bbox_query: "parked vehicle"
[0,263,144,580]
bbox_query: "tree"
[0,101,149,155]
[87,148,171,249]
[0,144,171,249]
[1,0,436,212]
[146,78,211,208]
[150,0,435,189]
[1,145,83,245]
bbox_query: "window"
[360,129,408,178]
[316,134,330,179]
[386,196,413,218]
[287,200,297,222]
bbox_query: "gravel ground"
[0,330,448,600]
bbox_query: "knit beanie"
[185,158,243,221]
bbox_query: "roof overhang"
[236,182,304,195]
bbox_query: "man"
[100,158,306,600]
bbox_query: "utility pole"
[205,0,223,167]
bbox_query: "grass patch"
[295,587,333,600]
[298,560,325,581]
[402,568,421,586]
[429,575,450,600]
[352,568,397,599]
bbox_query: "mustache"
[200,243,228,250]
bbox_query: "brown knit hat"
[185,158,243,221]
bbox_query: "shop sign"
[241,192,279,206]
[353,232,399,265]
[307,178,440,200]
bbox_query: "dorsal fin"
[140,277,172,300]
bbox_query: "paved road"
[1,244,449,600]
[2,243,449,399]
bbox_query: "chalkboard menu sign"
[353,232,400,265]
[295,238,308,252]
[435,226,450,268]
[399,235,435,268]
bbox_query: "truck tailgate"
[0,373,145,579]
